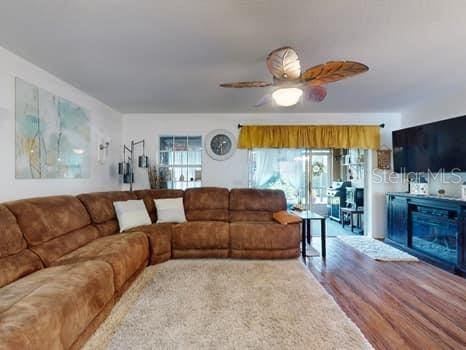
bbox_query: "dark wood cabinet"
[461,211,466,271]
[386,193,466,276]
[386,195,408,245]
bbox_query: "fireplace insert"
[411,209,458,264]
[386,193,465,276]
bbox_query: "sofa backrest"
[134,189,184,222]
[229,189,287,222]
[77,191,137,235]
[6,196,99,267]
[0,205,43,288]
[184,187,230,221]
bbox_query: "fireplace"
[411,209,458,264]
[386,193,465,276]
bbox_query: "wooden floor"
[306,238,466,350]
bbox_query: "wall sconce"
[118,139,148,191]
[98,141,110,164]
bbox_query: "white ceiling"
[1,0,466,114]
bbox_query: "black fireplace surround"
[386,193,466,276]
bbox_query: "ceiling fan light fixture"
[272,88,303,107]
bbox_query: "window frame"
[158,135,202,190]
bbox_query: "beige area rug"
[337,236,419,262]
[84,259,372,350]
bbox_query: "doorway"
[248,148,332,211]
[249,148,366,236]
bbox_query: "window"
[249,148,332,208]
[159,136,202,189]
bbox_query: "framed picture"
[376,149,392,170]
[15,78,90,179]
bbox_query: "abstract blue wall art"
[15,78,90,179]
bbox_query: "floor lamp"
[118,139,149,191]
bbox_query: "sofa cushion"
[155,198,187,223]
[172,249,229,259]
[230,248,299,259]
[95,220,120,237]
[229,189,287,222]
[0,205,43,288]
[78,191,137,236]
[0,205,26,256]
[52,232,149,291]
[114,200,151,232]
[230,210,275,222]
[5,196,99,266]
[172,221,229,250]
[6,196,92,245]
[28,225,100,267]
[0,250,44,289]
[134,189,184,222]
[125,223,173,264]
[184,187,230,221]
[0,261,114,350]
[230,222,300,250]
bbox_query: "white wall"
[123,113,402,238]
[402,89,466,128]
[0,46,123,201]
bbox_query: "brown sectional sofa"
[0,187,300,349]
[6,195,149,295]
[0,203,115,350]
[172,187,230,258]
[229,189,300,259]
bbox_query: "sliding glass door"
[249,149,306,207]
[309,150,332,215]
[249,149,332,210]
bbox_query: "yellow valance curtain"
[237,125,381,150]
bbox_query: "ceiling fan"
[220,47,368,107]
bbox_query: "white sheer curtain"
[279,149,304,190]
[250,149,306,205]
[250,148,334,208]
[253,149,278,187]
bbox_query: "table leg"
[306,217,311,244]
[321,218,326,259]
[301,220,306,259]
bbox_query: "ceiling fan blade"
[301,61,368,85]
[219,81,272,88]
[254,94,273,107]
[266,47,301,81]
[304,85,327,102]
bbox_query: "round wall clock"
[205,129,236,161]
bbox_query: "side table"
[340,207,364,233]
[292,210,327,259]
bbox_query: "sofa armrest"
[273,211,302,225]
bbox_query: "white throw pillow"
[113,200,152,232]
[154,197,186,223]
